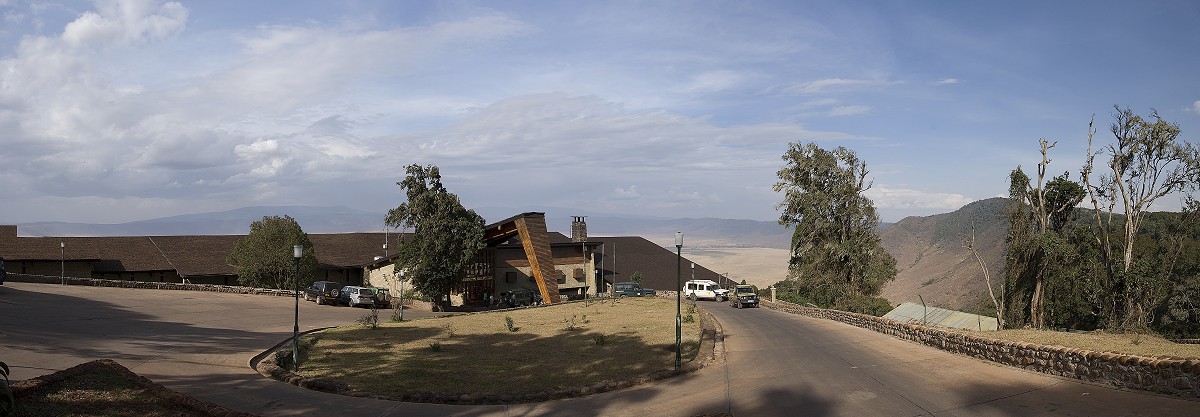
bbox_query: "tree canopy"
[1005,107,1200,334]
[385,164,485,311]
[227,215,317,289]
[773,142,896,315]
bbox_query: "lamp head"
[674,231,683,247]
[293,245,303,259]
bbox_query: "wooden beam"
[515,215,561,304]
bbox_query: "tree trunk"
[969,241,1003,329]
[1030,276,1045,328]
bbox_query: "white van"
[683,279,729,301]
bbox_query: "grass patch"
[11,360,249,417]
[298,297,703,397]
[962,329,1200,358]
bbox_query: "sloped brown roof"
[309,232,404,268]
[591,236,726,292]
[0,228,406,278]
[148,235,243,276]
[0,227,725,288]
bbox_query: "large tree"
[1004,139,1086,328]
[227,215,317,289]
[385,164,485,311]
[773,142,896,314]
[1081,107,1200,329]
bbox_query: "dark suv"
[305,281,344,305]
[613,282,655,297]
[500,288,542,307]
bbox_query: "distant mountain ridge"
[16,206,384,236]
[14,205,797,248]
[879,197,1009,311]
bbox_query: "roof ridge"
[147,236,182,282]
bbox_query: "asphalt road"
[1,282,1196,416]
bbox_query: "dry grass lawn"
[298,297,704,397]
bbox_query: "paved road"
[1,282,1196,416]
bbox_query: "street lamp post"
[60,242,65,285]
[674,231,683,370]
[398,269,406,322]
[292,244,302,372]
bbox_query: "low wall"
[761,299,1200,398]
[6,273,298,297]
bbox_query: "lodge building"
[0,213,728,305]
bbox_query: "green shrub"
[357,306,380,329]
[563,314,580,331]
[838,295,894,316]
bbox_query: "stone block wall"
[8,273,298,297]
[761,299,1200,398]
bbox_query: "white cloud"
[611,185,640,199]
[1190,100,1200,114]
[784,78,887,95]
[61,0,187,49]
[828,105,871,117]
[933,78,960,85]
[684,70,746,93]
[4,8,24,23]
[865,186,975,210]
[213,12,530,108]
[794,100,871,118]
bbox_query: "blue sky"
[1,0,1198,225]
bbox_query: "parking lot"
[0,282,457,413]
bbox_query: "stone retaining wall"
[761,299,1200,398]
[7,273,298,297]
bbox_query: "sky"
[1,0,1198,225]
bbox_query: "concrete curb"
[7,273,299,297]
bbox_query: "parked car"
[730,284,759,309]
[338,286,379,308]
[367,287,392,308]
[683,279,728,301]
[613,282,655,297]
[305,281,344,305]
[500,288,542,307]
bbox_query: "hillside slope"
[880,198,1008,311]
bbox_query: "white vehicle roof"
[685,279,721,286]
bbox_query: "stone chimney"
[571,216,588,242]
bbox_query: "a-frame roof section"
[483,212,544,246]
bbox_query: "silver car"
[340,286,378,308]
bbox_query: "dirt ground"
[680,247,790,289]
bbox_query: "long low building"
[0,214,728,305]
